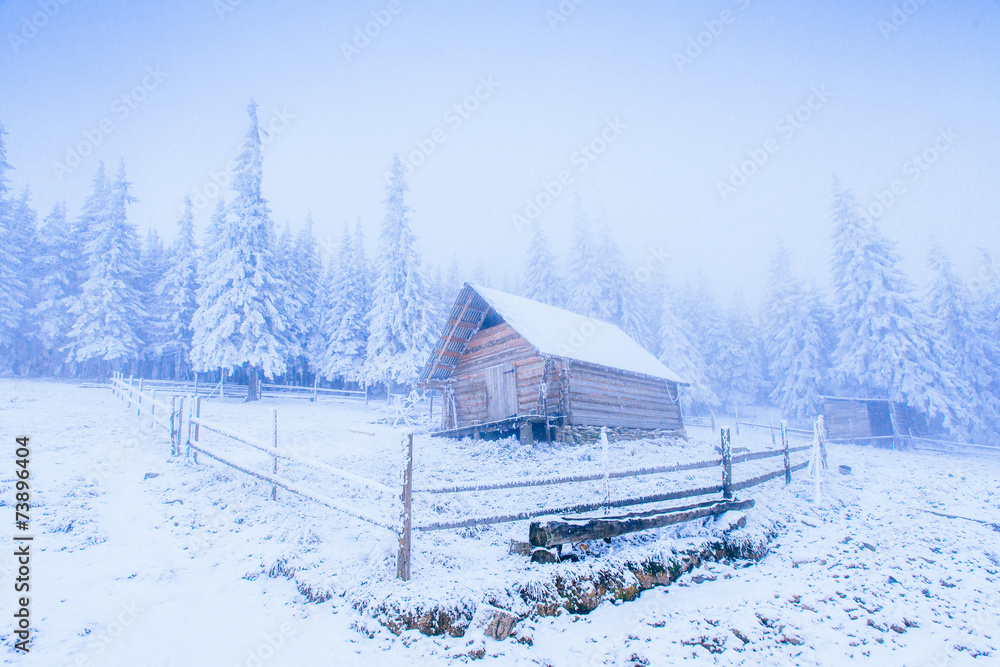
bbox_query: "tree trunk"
[245,366,261,402]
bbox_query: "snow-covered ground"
[1,378,997,666]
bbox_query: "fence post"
[150,389,156,426]
[817,414,829,470]
[221,373,225,404]
[397,433,413,581]
[769,419,776,445]
[271,409,278,501]
[810,418,822,503]
[365,385,369,406]
[192,396,202,464]
[127,375,134,408]
[176,397,184,457]
[194,375,199,396]
[313,378,318,402]
[735,407,740,436]
[169,396,177,454]
[600,427,611,515]
[710,410,716,432]
[781,420,791,484]
[721,428,733,500]
[185,398,193,458]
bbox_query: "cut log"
[529,498,755,548]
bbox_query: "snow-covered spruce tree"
[926,245,997,440]
[713,296,765,411]
[138,229,170,376]
[599,225,649,347]
[521,221,566,307]
[319,223,370,385]
[362,155,435,393]
[829,186,969,434]
[8,187,40,374]
[761,244,830,419]
[291,215,323,382]
[189,101,296,401]
[971,250,1000,431]
[65,161,145,376]
[154,197,200,379]
[566,193,610,319]
[657,281,719,413]
[678,278,731,404]
[32,202,76,374]
[0,123,27,371]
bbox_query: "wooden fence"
[395,421,821,580]
[110,372,397,531]
[110,373,825,583]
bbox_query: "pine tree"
[522,221,566,307]
[600,226,648,346]
[190,101,295,400]
[830,186,966,432]
[0,123,26,369]
[566,194,606,319]
[65,161,145,375]
[138,229,170,375]
[657,281,718,413]
[320,223,370,384]
[292,215,323,381]
[155,197,200,378]
[362,155,435,391]
[32,202,75,374]
[8,187,39,374]
[714,296,765,410]
[762,244,830,419]
[926,245,997,440]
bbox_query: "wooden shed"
[821,396,914,447]
[419,284,688,444]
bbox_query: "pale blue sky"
[2,0,998,303]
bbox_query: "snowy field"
[1,378,998,666]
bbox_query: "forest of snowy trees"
[1,105,998,439]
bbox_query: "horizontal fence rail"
[415,457,724,495]
[110,372,397,534]
[111,374,828,584]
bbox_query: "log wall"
[565,361,684,431]
[823,399,873,440]
[449,323,558,427]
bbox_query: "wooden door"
[485,363,518,421]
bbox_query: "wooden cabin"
[419,284,689,443]
[821,396,914,447]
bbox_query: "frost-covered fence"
[133,377,369,403]
[110,373,399,533]
[396,423,815,579]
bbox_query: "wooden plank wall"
[450,322,552,427]
[565,361,683,431]
[823,400,873,440]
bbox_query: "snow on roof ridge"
[468,283,688,384]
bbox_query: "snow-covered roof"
[469,285,688,384]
